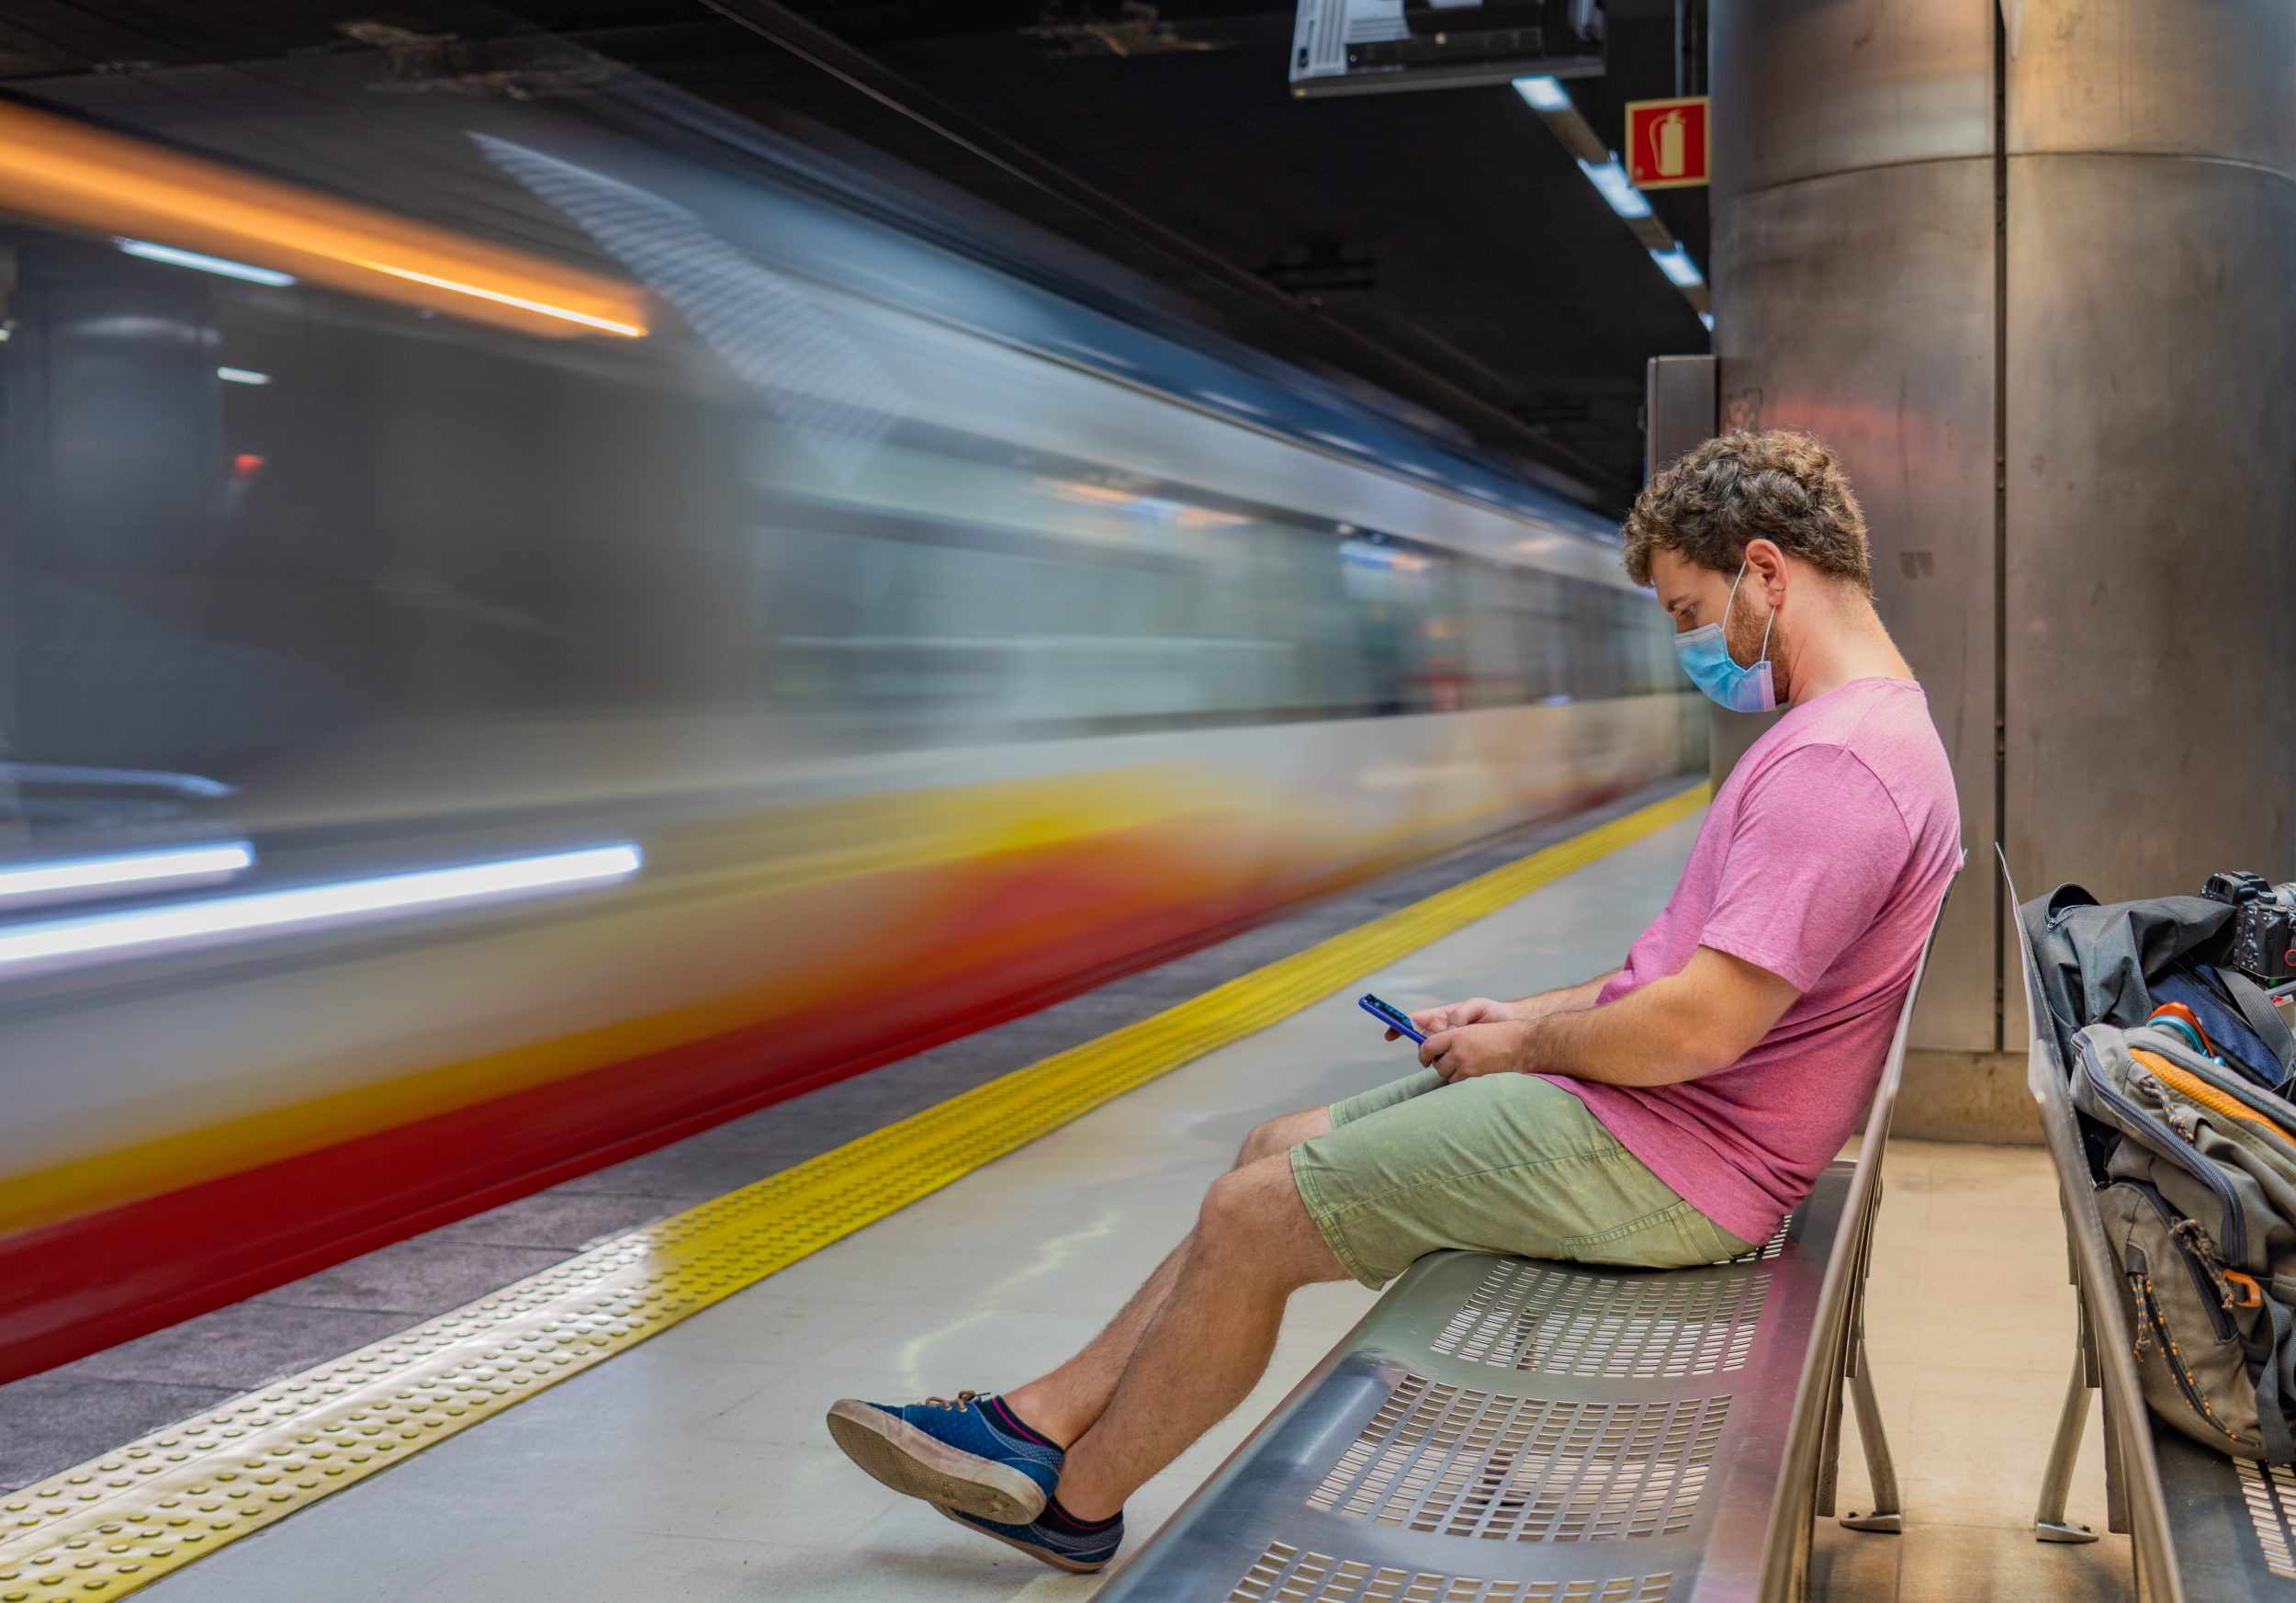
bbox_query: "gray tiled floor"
[1811,1140,2132,1602]
[0,780,1690,1495]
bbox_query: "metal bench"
[2009,862,2296,1601]
[1102,895,1952,1603]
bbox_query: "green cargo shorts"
[1289,1068,1758,1288]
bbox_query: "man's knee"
[1199,1166,1264,1236]
[1233,1106,1331,1168]
[1196,1157,1345,1286]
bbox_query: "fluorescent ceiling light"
[216,367,270,385]
[0,842,640,980]
[117,239,296,287]
[1699,311,1716,332]
[1513,75,1571,112]
[1577,159,1653,220]
[0,841,253,908]
[1649,244,1705,288]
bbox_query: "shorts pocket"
[1559,1199,1730,1270]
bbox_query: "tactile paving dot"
[1225,1541,1671,1602]
[0,790,1703,1601]
[1309,1375,1728,1542]
[1432,1264,1768,1378]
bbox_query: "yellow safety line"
[0,782,1706,1601]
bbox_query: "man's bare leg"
[1001,1238,1188,1447]
[1053,1149,1350,1520]
[1001,1105,1330,1445]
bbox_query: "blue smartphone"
[1358,993,1425,1044]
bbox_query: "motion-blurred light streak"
[1,764,236,800]
[117,240,294,287]
[0,844,642,981]
[0,841,254,908]
[0,99,647,338]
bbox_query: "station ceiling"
[0,0,1710,505]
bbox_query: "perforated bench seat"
[1104,879,1953,1602]
[1100,1173,1863,1603]
[2157,1429,2296,1591]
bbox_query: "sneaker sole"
[825,1400,1048,1524]
[932,1501,1113,1574]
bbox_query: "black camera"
[2200,871,2296,985]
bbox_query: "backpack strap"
[2257,1295,2296,1463]
[2216,965,2296,1085]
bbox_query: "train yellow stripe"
[0,782,1705,1601]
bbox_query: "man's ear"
[1742,538,1788,603]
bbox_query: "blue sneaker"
[935,1501,1125,1574]
[826,1391,1062,1524]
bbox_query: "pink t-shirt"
[1541,677,1960,1245]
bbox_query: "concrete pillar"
[1710,0,2296,1141]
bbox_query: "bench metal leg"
[2099,1368,2133,1537]
[2034,1343,2100,1542]
[1837,1330,1903,1533]
[1815,1336,1846,1518]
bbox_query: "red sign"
[1624,96,1710,191]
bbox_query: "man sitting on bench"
[826,428,1962,1574]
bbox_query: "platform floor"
[0,783,1694,1497]
[27,794,2139,1601]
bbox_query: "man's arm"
[1511,969,1620,1021]
[1399,969,1620,1039]
[1418,946,1798,1088]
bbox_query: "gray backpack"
[2068,1021,2296,1460]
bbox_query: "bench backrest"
[1754,872,1955,1597]
[2006,857,2186,1603]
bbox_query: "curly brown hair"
[1622,429,1872,593]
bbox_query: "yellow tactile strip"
[0,782,1705,1601]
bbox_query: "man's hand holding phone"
[1417,1017,1536,1081]
[1383,995,1519,1042]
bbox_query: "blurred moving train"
[0,41,1697,1379]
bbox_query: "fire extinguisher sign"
[1624,96,1710,191]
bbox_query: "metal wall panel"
[2002,152,2296,1048]
[2005,0,2296,173]
[1711,159,1998,1052]
[1714,0,2296,1085]
[1711,0,1993,201]
[1645,354,1716,480]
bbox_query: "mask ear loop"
[1749,560,1780,709]
[1717,556,1763,666]
[1722,557,1774,671]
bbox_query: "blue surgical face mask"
[1672,559,1777,713]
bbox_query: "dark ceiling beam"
[785,0,1295,47]
[697,0,1626,500]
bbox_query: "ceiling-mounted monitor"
[1289,0,1603,97]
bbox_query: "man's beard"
[1725,598,1784,703]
